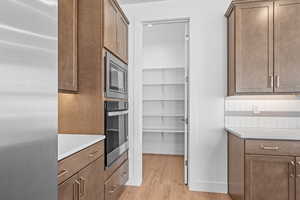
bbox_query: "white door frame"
[128,17,190,186]
[183,21,190,185]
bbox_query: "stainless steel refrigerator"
[0,0,57,199]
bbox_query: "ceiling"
[118,0,167,4]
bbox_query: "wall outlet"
[252,105,261,114]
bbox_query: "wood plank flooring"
[119,154,231,200]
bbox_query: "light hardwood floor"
[119,154,231,200]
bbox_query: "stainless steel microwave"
[105,52,128,99]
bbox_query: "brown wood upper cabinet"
[104,0,129,63]
[227,0,300,95]
[59,0,78,92]
[104,0,118,53]
[274,0,300,93]
[116,13,129,62]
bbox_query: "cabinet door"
[116,14,128,63]
[78,156,104,200]
[59,0,78,91]
[105,160,129,200]
[296,157,300,200]
[228,9,236,96]
[59,174,80,200]
[104,0,118,54]
[235,2,274,93]
[274,0,300,93]
[245,155,295,200]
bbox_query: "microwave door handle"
[108,110,129,117]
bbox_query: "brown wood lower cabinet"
[296,157,300,200]
[104,152,129,200]
[78,157,104,200]
[58,141,104,200]
[59,174,79,200]
[59,156,104,200]
[228,133,300,200]
[245,155,295,200]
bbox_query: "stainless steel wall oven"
[105,101,128,167]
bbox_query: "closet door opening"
[142,19,190,185]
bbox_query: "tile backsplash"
[225,96,300,129]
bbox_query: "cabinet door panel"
[245,155,295,200]
[59,0,78,91]
[104,0,118,54]
[228,10,236,96]
[59,174,79,200]
[274,0,300,93]
[296,157,300,200]
[235,2,274,93]
[105,160,129,200]
[79,156,104,200]
[117,14,128,63]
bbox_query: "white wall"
[122,0,231,193]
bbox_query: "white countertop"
[225,127,300,140]
[58,134,105,161]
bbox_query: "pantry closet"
[142,19,189,184]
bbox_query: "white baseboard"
[188,181,228,194]
[125,176,142,187]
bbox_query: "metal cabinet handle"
[269,75,274,88]
[289,161,296,178]
[79,177,86,196]
[109,185,118,194]
[73,180,80,200]
[276,75,280,88]
[297,161,300,178]
[89,151,99,158]
[260,145,279,151]
[58,169,68,178]
[108,110,129,116]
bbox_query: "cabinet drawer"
[58,141,104,184]
[105,160,129,200]
[245,139,300,156]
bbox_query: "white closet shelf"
[143,114,184,117]
[143,82,184,86]
[143,98,184,102]
[143,128,184,133]
[143,66,184,70]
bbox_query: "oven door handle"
[107,110,129,117]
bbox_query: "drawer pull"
[79,177,86,196]
[89,151,99,158]
[58,169,68,178]
[74,180,80,200]
[289,161,296,178]
[260,145,279,151]
[109,185,118,194]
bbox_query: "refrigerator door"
[0,0,57,199]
